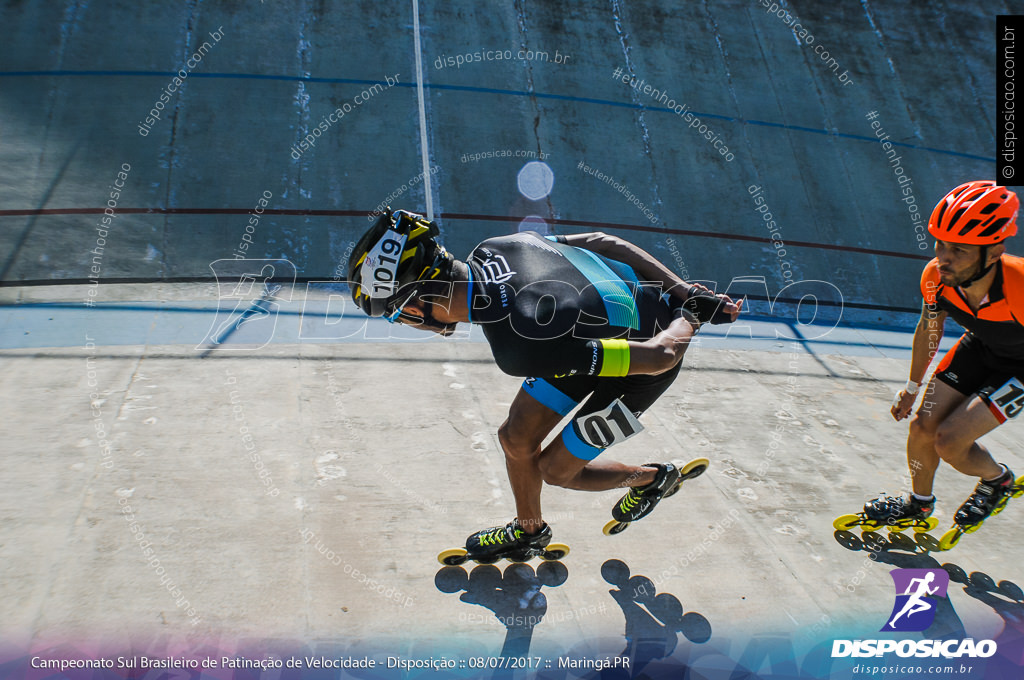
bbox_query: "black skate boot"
[954,466,1016,528]
[465,519,552,563]
[833,493,938,534]
[612,463,683,523]
[438,521,569,566]
[862,494,936,530]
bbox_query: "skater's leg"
[933,395,1003,479]
[535,365,681,491]
[537,440,658,491]
[906,380,969,495]
[498,387,568,535]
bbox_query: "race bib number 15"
[988,377,1024,421]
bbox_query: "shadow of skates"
[574,559,711,679]
[436,560,568,675]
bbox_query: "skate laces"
[618,492,641,514]
[478,523,521,547]
[619,465,671,514]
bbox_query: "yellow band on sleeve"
[598,339,631,377]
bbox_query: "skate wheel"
[474,555,500,565]
[438,548,468,566]
[663,458,710,500]
[680,457,710,479]
[1007,477,1024,499]
[939,527,962,551]
[1012,476,1024,498]
[964,522,982,534]
[603,519,629,536]
[833,514,862,531]
[860,520,882,532]
[914,517,940,533]
[887,522,908,533]
[541,543,570,561]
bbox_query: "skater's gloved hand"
[890,388,917,421]
[681,291,742,325]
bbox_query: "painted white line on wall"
[412,0,434,220]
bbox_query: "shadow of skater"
[944,563,1024,668]
[833,529,965,639]
[436,561,568,676]
[594,559,711,679]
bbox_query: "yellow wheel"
[438,548,468,566]
[964,522,982,534]
[861,520,882,532]
[603,519,629,536]
[914,517,940,533]
[833,514,861,531]
[541,543,570,561]
[939,527,962,551]
[680,457,711,478]
[664,458,711,500]
[1013,476,1024,498]
[887,523,908,533]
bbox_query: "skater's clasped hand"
[890,389,917,421]
[681,288,743,326]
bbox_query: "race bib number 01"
[988,377,1024,421]
[575,399,644,449]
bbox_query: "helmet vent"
[957,218,982,236]
[949,207,969,229]
[978,217,1011,238]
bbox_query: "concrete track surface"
[2,1,1024,679]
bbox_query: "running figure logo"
[198,258,296,352]
[881,568,949,632]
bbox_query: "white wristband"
[905,380,921,395]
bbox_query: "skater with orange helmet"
[836,181,1024,547]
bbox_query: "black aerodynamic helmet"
[347,209,453,320]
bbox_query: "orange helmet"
[927,181,1018,245]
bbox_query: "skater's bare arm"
[558,232,696,302]
[559,232,742,322]
[626,315,696,375]
[910,303,946,382]
[892,304,947,421]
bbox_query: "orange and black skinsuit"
[923,254,1024,421]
